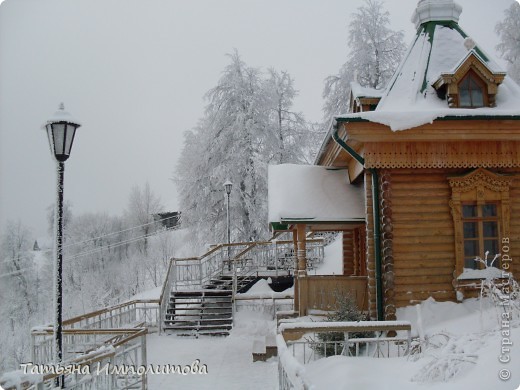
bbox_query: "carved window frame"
[449,168,513,278]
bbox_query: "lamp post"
[223,180,233,245]
[44,103,81,387]
[223,180,232,272]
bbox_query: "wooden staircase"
[163,274,257,336]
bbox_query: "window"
[462,203,500,269]
[449,169,513,278]
[458,72,485,108]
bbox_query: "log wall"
[390,168,458,306]
[388,167,520,307]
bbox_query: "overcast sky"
[0,0,515,238]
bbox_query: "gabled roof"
[329,0,520,132]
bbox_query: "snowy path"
[147,311,278,390]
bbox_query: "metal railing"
[277,334,310,390]
[277,321,412,389]
[169,239,324,291]
[13,299,159,390]
[159,239,324,332]
[63,299,160,330]
[8,328,148,390]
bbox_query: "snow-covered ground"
[302,297,520,389]
[147,310,278,390]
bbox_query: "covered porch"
[268,164,368,316]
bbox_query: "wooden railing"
[305,275,368,312]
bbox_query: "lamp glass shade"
[223,180,233,195]
[47,122,79,162]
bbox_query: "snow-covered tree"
[323,0,405,119]
[0,221,51,373]
[495,2,520,83]
[175,51,315,251]
[125,182,163,256]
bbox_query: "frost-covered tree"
[264,69,308,164]
[323,0,405,119]
[495,2,520,83]
[175,51,315,251]
[176,51,268,247]
[125,182,163,256]
[0,221,51,373]
[0,221,36,317]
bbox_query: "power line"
[0,217,181,277]
[61,215,180,250]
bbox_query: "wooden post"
[296,224,307,273]
[296,224,308,316]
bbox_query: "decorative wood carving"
[432,51,506,108]
[365,141,520,169]
[448,168,514,279]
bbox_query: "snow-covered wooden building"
[269,0,520,321]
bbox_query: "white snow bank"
[311,234,343,275]
[457,267,503,280]
[0,371,42,389]
[236,278,294,299]
[147,309,277,389]
[351,81,383,99]
[303,298,520,389]
[129,285,162,301]
[268,164,365,223]
[279,320,411,333]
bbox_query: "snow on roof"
[268,164,365,224]
[350,81,383,99]
[333,21,520,132]
[411,0,462,29]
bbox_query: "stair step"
[163,324,233,331]
[167,306,231,312]
[165,316,233,323]
[170,297,232,302]
[173,290,232,297]
[165,313,232,320]
[168,331,230,337]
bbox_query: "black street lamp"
[223,180,232,272]
[223,180,232,245]
[44,103,81,387]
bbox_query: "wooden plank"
[393,243,455,253]
[390,198,450,207]
[393,236,455,245]
[394,251,455,261]
[393,229,454,238]
[392,206,451,214]
[395,267,453,277]
[395,283,453,292]
[393,258,454,268]
[391,188,451,197]
[392,213,452,222]
[395,275,454,285]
